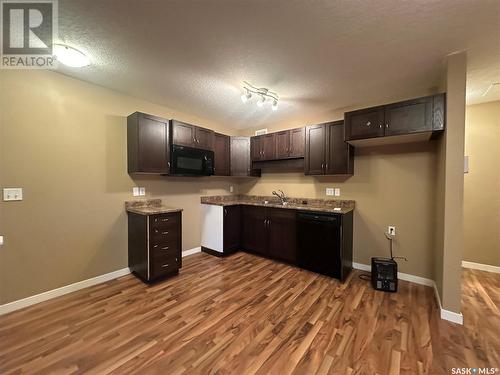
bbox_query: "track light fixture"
[240,81,279,110]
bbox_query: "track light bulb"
[241,90,251,103]
[272,100,278,111]
[257,96,265,107]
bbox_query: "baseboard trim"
[182,247,201,257]
[353,262,463,325]
[462,261,500,274]
[0,267,131,316]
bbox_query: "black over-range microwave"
[170,144,214,176]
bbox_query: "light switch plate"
[139,187,146,196]
[3,188,23,201]
[334,188,341,197]
[326,188,334,196]
[229,185,234,193]
[132,187,140,197]
[464,155,469,173]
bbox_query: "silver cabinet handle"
[161,246,169,250]
[162,231,169,235]
[325,163,328,171]
[379,124,382,128]
[386,124,389,128]
[161,263,169,268]
[366,121,371,127]
[153,244,159,248]
[224,208,228,216]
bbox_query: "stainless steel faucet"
[272,190,287,205]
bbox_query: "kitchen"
[1,1,499,374]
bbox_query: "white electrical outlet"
[139,187,146,196]
[229,185,234,193]
[326,188,334,196]
[3,188,23,201]
[0,235,4,246]
[132,187,140,196]
[334,188,341,197]
[388,226,396,236]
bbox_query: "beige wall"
[0,70,238,304]
[464,100,500,266]
[238,143,439,278]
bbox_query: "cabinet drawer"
[151,255,179,278]
[150,228,180,243]
[150,241,180,258]
[150,213,180,230]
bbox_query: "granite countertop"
[201,195,355,214]
[125,199,183,215]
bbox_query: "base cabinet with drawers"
[128,211,182,282]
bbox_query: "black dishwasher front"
[297,211,342,279]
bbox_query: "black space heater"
[371,257,398,292]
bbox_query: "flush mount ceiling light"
[241,81,279,110]
[53,44,91,67]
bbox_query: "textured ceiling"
[56,0,500,129]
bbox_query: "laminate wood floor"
[1,252,498,374]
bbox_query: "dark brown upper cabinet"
[127,112,170,174]
[326,121,354,175]
[171,120,214,150]
[344,93,446,145]
[305,121,354,176]
[275,130,290,159]
[230,137,260,177]
[304,124,327,175]
[275,127,305,159]
[251,134,276,161]
[213,133,230,176]
[290,127,306,158]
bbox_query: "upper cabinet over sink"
[344,93,445,146]
[250,127,305,162]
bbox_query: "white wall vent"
[255,128,268,136]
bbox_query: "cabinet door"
[241,206,268,256]
[384,96,433,136]
[326,121,353,175]
[261,134,276,160]
[251,136,262,161]
[345,109,385,140]
[214,133,230,176]
[223,205,241,253]
[137,114,170,173]
[230,137,252,176]
[304,124,326,175]
[267,208,297,264]
[275,130,290,159]
[289,127,305,158]
[172,120,195,147]
[195,127,215,150]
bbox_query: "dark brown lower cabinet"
[128,211,182,282]
[223,205,241,254]
[241,206,297,263]
[267,208,297,264]
[241,206,268,256]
